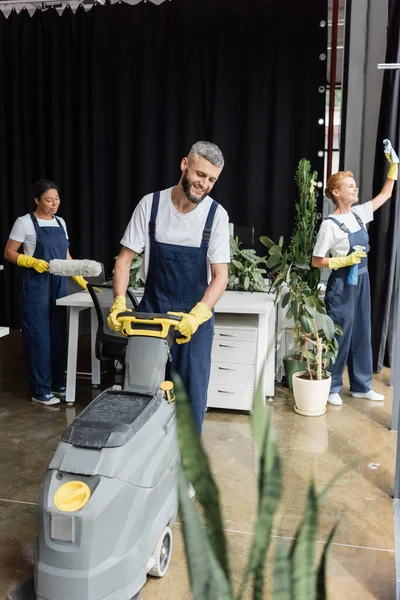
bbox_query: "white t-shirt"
[313,201,373,258]
[9,213,69,257]
[120,187,230,282]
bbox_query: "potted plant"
[228,236,268,292]
[262,158,322,388]
[261,236,342,415]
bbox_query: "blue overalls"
[324,213,372,394]
[20,213,69,396]
[137,192,218,433]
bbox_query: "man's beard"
[182,171,208,204]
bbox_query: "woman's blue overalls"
[324,213,372,394]
[137,192,218,433]
[20,213,69,396]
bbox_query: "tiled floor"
[0,331,396,599]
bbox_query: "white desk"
[57,289,276,405]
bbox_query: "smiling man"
[108,141,230,434]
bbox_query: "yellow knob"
[54,481,91,512]
[160,381,175,403]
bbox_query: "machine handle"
[218,366,236,371]
[218,389,235,394]
[219,333,237,337]
[219,344,237,348]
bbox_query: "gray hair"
[189,141,225,168]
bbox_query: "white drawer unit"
[208,314,259,412]
[207,384,254,412]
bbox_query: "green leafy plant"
[113,252,144,289]
[289,159,321,292]
[174,374,340,599]
[228,236,268,292]
[261,236,342,380]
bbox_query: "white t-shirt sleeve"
[120,196,149,253]
[208,205,230,264]
[9,217,27,243]
[352,201,373,224]
[312,221,336,257]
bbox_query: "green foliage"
[260,236,342,380]
[113,252,144,289]
[289,159,321,292]
[174,374,339,600]
[228,236,267,292]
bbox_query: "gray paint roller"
[48,259,102,278]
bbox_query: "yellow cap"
[160,381,174,392]
[54,481,91,512]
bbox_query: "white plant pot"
[292,371,331,417]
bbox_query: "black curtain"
[0,0,326,329]
[369,0,400,371]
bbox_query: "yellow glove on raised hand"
[169,302,212,339]
[107,295,131,332]
[17,254,49,273]
[328,250,366,270]
[383,139,399,180]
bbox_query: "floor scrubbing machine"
[35,307,185,600]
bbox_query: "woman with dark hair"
[4,179,88,406]
[312,144,398,407]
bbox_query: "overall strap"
[148,192,160,235]
[201,200,219,247]
[326,216,351,235]
[352,211,365,229]
[29,212,40,232]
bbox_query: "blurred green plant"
[113,252,144,289]
[228,236,268,292]
[174,374,340,599]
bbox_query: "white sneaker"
[351,389,384,401]
[328,393,342,406]
[188,483,196,499]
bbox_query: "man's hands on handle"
[107,295,132,332]
[168,301,213,344]
[328,250,366,271]
[17,254,49,273]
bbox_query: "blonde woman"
[312,145,398,406]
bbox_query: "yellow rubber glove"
[328,250,366,270]
[17,254,49,273]
[169,302,212,338]
[107,295,131,332]
[71,275,89,290]
[384,139,399,180]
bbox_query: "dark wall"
[0,0,327,328]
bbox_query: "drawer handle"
[219,333,237,337]
[219,344,237,348]
[218,390,235,394]
[218,367,236,371]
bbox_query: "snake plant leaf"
[177,470,233,600]
[273,539,291,600]
[289,482,319,599]
[239,403,282,599]
[173,374,231,585]
[316,521,339,598]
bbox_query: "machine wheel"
[149,526,172,577]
